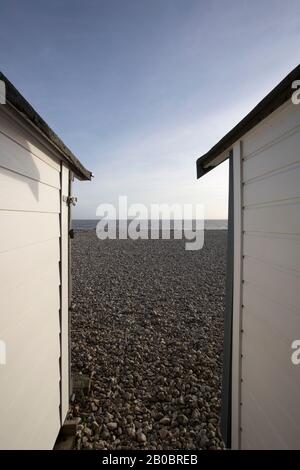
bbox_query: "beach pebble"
[127,428,136,438]
[159,428,169,439]
[107,422,118,431]
[159,417,171,426]
[177,414,189,425]
[136,431,147,443]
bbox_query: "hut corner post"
[68,171,74,398]
[220,150,234,448]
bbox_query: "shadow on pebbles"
[68,230,227,450]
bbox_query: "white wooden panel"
[241,392,291,450]
[0,237,60,289]
[1,301,60,387]
[243,283,299,345]
[243,202,300,234]
[244,164,300,206]
[0,264,60,334]
[60,164,69,422]
[242,100,300,158]
[240,394,269,449]
[0,287,61,449]
[0,130,60,188]
[10,380,61,450]
[0,351,61,449]
[0,211,60,253]
[0,107,60,171]
[243,128,300,182]
[241,309,300,449]
[244,233,300,274]
[0,167,60,213]
[30,385,61,450]
[243,257,300,312]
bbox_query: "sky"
[1,0,300,219]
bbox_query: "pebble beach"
[69,229,227,450]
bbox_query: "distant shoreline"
[72,219,228,231]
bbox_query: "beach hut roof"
[196,64,300,179]
[0,71,92,181]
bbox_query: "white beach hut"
[0,73,91,449]
[196,64,300,450]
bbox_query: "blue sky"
[1,0,299,218]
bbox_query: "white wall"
[0,105,69,449]
[232,99,300,449]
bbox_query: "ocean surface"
[72,219,228,230]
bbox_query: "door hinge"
[63,195,78,206]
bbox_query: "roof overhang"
[0,72,92,181]
[196,64,300,179]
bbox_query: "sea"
[72,219,228,231]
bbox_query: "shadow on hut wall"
[0,137,41,205]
